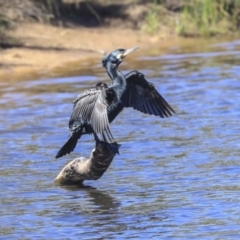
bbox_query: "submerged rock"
[55,141,120,185]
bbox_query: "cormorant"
[56,46,175,158]
[55,140,120,185]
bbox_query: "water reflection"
[58,185,121,214]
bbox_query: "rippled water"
[1,39,240,239]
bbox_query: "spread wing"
[69,88,113,141]
[123,71,175,117]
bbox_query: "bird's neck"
[106,62,126,86]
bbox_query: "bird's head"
[102,46,139,68]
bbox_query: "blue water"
[1,40,240,239]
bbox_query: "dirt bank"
[0,22,180,81]
[2,0,236,81]
[0,0,182,81]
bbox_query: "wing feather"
[123,70,175,117]
[69,88,114,142]
[91,91,114,141]
[70,89,99,128]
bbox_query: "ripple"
[0,41,240,239]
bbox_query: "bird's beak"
[122,46,139,58]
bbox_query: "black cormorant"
[56,46,175,158]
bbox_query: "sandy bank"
[0,23,179,81]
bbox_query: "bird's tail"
[55,129,82,159]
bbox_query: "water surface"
[1,39,240,239]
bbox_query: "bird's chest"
[107,95,123,112]
[107,93,124,122]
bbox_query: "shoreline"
[1,0,239,82]
[0,23,180,81]
[0,23,235,82]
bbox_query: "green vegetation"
[142,0,240,37]
[142,0,159,34]
[175,0,240,37]
[0,0,240,41]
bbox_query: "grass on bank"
[175,0,240,37]
[143,0,240,37]
[0,0,240,39]
[142,0,159,34]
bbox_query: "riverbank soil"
[0,0,182,80]
[0,0,238,80]
[0,23,170,70]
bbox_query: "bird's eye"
[116,54,123,60]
